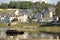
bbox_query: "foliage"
[0,3,8,9]
[12,18,18,22]
[0,1,53,9]
[0,23,8,28]
[56,2,60,17]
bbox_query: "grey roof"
[18,9,33,15]
[0,10,16,17]
[41,7,56,13]
[0,9,33,17]
[34,13,41,19]
[48,7,56,12]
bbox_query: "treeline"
[0,1,60,17]
[56,2,60,17]
[0,1,53,9]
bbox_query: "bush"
[12,18,18,22]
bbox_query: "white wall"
[1,17,5,22]
[50,12,53,18]
[18,15,28,22]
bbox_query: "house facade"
[18,14,28,22]
[39,7,58,23]
[15,9,33,23]
[0,9,33,23]
[0,8,58,23]
[0,14,10,23]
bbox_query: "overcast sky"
[0,0,60,5]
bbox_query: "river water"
[0,28,60,40]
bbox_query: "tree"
[16,1,21,9]
[0,1,54,9]
[56,2,60,17]
[12,18,18,22]
[20,1,33,9]
[0,3,8,9]
[8,1,17,8]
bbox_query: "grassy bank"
[0,22,60,33]
[39,26,60,33]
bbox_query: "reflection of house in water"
[5,30,60,40]
[6,30,28,40]
[1,29,60,40]
[28,32,60,40]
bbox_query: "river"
[0,28,60,40]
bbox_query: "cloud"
[58,0,60,1]
[29,0,39,2]
[41,0,51,3]
[42,0,48,3]
[11,0,30,1]
[2,0,59,5]
[0,0,2,4]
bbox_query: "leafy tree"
[20,1,33,9]
[8,1,17,8]
[0,3,8,9]
[56,2,60,17]
[16,1,21,9]
[0,1,54,9]
[12,18,18,22]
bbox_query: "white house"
[18,14,28,22]
[0,14,9,22]
[14,9,33,22]
[0,9,33,23]
[14,9,29,22]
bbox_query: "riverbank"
[0,22,60,33]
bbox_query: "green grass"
[0,22,40,28]
[0,23,8,28]
[11,22,40,28]
[39,26,60,33]
[0,22,60,33]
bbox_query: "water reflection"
[0,29,60,40]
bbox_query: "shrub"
[12,18,18,22]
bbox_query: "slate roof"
[18,9,33,16]
[0,10,16,17]
[0,9,33,17]
[41,7,56,13]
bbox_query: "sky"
[0,0,60,5]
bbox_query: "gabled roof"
[41,7,56,13]
[0,9,34,17]
[48,7,56,12]
[0,9,16,16]
[18,9,33,15]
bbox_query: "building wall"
[50,12,53,18]
[40,9,56,22]
[18,15,28,22]
[1,17,5,22]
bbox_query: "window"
[42,13,44,17]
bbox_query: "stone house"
[40,7,58,23]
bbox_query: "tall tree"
[8,1,17,8]
[56,2,60,17]
[0,3,8,9]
